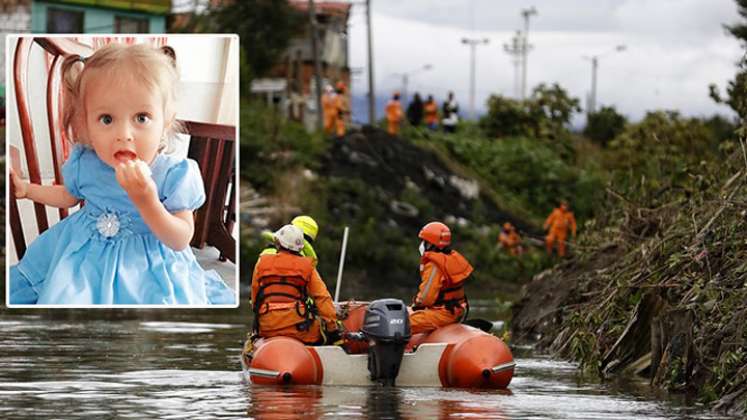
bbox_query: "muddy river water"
[0,301,733,419]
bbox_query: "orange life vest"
[421,250,473,309]
[253,252,315,329]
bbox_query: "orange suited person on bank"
[385,91,403,136]
[409,222,474,334]
[321,84,337,136]
[543,200,577,257]
[334,81,350,138]
[498,222,524,256]
[251,224,341,345]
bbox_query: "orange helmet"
[419,221,451,248]
[503,222,513,231]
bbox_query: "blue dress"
[9,144,236,305]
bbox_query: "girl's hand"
[115,160,157,206]
[10,167,28,198]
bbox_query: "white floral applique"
[96,213,120,238]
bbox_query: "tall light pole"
[366,0,376,124]
[520,7,537,100]
[392,64,432,107]
[461,37,489,119]
[308,0,324,131]
[583,44,626,115]
[503,30,523,98]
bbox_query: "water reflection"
[366,387,404,419]
[247,385,326,419]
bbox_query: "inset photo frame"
[5,34,239,308]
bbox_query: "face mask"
[418,241,426,256]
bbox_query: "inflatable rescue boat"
[241,299,515,388]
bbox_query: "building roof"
[46,0,171,15]
[289,0,351,18]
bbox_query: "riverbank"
[511,143,747,416]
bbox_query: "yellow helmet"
[291,215,319,241]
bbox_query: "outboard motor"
[360,299,411,386]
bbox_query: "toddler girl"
[9,42,235,305]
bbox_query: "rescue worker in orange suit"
[423,95,439,130]
[543,201,577,257]
[385,92,403,136]
[498,222,524,256]
[409,222,474,334]
[251,224,341,345]
[334,81,350,138]
[321,84,338,136]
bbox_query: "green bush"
[480,83,581,141]
[606,110,722,199]
[583,106,627,146]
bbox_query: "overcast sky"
[346,0,744,125]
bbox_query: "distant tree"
[583,106,627,146]
[529,83,581,128]
[725,0,747,44]
[480,83,581,140]
[709,0,747,122]
[193,0,304,93]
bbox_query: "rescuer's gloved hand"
[326,329,343,346]
[325,320,345,345]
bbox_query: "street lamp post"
[584,44,626,115]
[461,37,489,119]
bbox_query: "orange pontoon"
[242,300,515,388]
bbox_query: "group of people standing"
[386,91,461,136]
[322,84,462,139]
[406,91,460,133]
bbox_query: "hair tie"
[76,55,87,64]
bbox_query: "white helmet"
[274,224,305,252]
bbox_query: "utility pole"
[366,0,376,124]
[520,7,537,100]
[584,44,626,116]
[461,37,489,120]
[503,30,523,98]
[308,0,324,131]
[589,56,598,114]
[402,73,409,106]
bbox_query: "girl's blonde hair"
[61,43,182,151]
